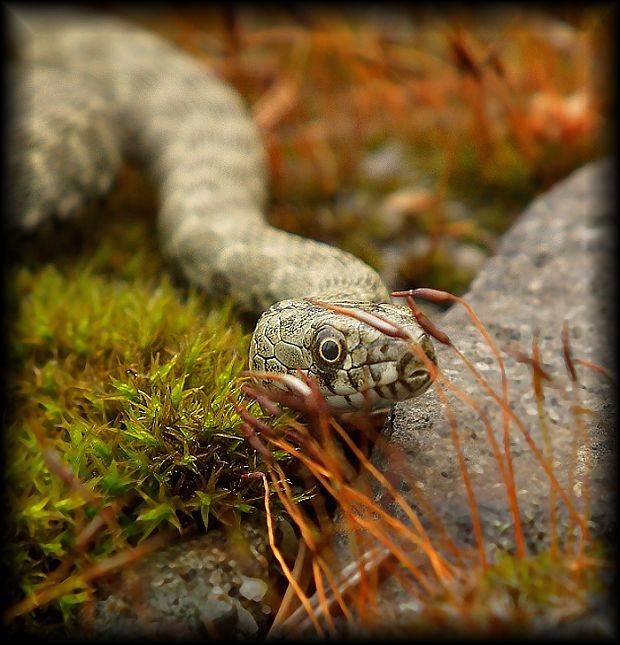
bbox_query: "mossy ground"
[4,167,287,632]
[4,5,612,635]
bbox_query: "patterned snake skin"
[9,8,436,411]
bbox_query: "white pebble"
[239,577,268,602]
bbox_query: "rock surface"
[339,157,615,634]
[387,157,614,548]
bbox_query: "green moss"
[3,180,289,631]
[397,547,609,636]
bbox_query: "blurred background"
[121,3,612,296]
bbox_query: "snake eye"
[314,326,346,368]
[319,338,341,363]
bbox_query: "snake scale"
[8,8,436,411]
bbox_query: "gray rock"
[333,159,615,635]
[388,158,615,547]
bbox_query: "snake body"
[9,9,436,410]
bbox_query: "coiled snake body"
[9,9,436,411]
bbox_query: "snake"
[8,8,436,411]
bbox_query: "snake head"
[249,300,436,411]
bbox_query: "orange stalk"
[257,471,323,637]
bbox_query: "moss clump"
[3,188,283,631]
[389,548,610,637]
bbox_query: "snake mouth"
[324,367,433,411]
